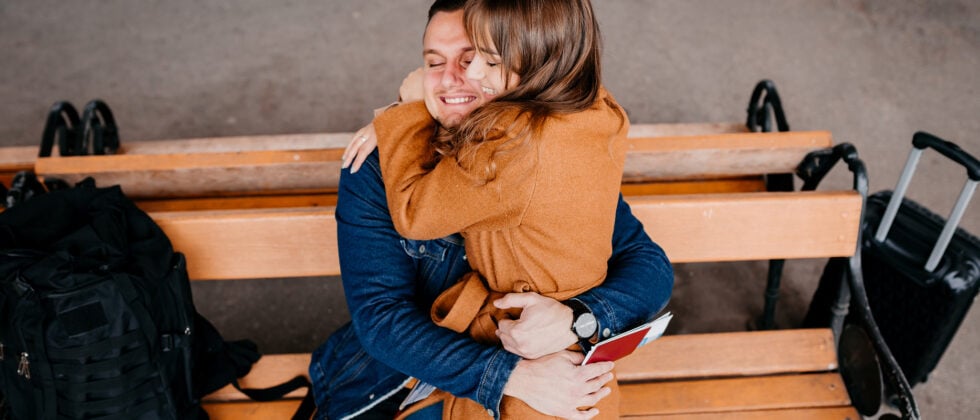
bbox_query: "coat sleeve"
[373,102,536,240]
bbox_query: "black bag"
[0,183,259,419]
[807,132,980,387]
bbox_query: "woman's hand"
[399,67,425,103]
[341,123,378,173]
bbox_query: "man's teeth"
[445,97,473,104]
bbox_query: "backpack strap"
[232,376,316,420]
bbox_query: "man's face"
[422,10,485,128]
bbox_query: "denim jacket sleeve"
[336,151,519,415]
[570,194,674,339]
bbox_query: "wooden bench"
[79,134,918,419]
[5,126,920,418]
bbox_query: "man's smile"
[442,95,477,105]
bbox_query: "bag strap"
[232,376,316,420]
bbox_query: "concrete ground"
[2,0,977,418]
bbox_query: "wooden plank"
[0,146,36,187]
[628,122,747,137]
[619,373,852,417]
[118,133,352,154]
[200,387,858,420]
[626,406,861,419]
[205,353,311,402]
[132,179,763,213]
[0,145,36,172]
[34,131,829,199]
[621,178,765,196]
[202,331,836,403]
[629,191,861,263]
[617,329,837,382]
[35,149,345,198]
[153,208,340,280]
[38,123,746,155]
[153,190,860,280]
[624,131,832,181]
[203,399,304,420]
[136,192,338,212]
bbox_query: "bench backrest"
[155,190,861,281]
[10,127,858,279]
[30,127,831,198]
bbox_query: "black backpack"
[0,182,260,419]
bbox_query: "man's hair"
[428,0,467,22]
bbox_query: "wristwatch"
[565,299,599,350]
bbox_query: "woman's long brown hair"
[425,0,623,182]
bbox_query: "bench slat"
[626,406,861,419]
[620,373,852,417]
[136,193,339,212]
[0,145,36,186]
[624,130,831,181]
[617,329,837,381]
[627,122,748,137]
[0,145,36,171]
[154,208,340,280]
[153,191,860,280]
[629,191,861,263]
[201,392,859,420]
[35,131,830,198]
[203,329,838,404]
[203,399,303,420]
[621,177,765,196]
[20,123,746,157]
[133,178,766,213]
[36,149,344,198]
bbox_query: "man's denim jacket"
[310,151,673,419]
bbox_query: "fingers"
[341,125,378,173]
[566,383,611,419]
[585,372,615,393]
[341,132,368,169]
[493,293,526,310]
[565,406,601,420]
[580,386,612,411]
[580,360,614,377]
[341,138,361,169]
[350,145,372,173]
[493,292,542,310]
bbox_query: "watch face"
[574,312,598,338]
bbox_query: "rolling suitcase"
[859,131,980,387]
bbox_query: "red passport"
[582,312,672,365]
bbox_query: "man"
[310,1,673,419]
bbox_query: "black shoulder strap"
[232,377,316,420]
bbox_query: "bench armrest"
[797,144,921,420]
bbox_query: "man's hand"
[503,351,614,419]
[494,292,578,359]
[398,67,425,103]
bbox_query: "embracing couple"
[310,1,673,419]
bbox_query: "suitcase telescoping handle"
[874,131,980,272]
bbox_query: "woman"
[358,0,627,418]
